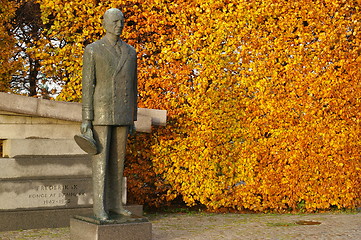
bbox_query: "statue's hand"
[129,124,136,135]
[81,120,93,134]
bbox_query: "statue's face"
[104,12,124,36]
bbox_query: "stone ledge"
[0,92,166,127]
[0,205,143,231]
[0,112,77,124]
[0,92,81,122]
[0,124,80,139]
[0,207,93,231]
[138,108,166,126]
[0,115,151,138]
[3,139,86,157]
[0,156,91,179]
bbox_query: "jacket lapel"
[99,38,130,78]
[113,41,130,78]
[99,38,118,60]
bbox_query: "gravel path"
[0,212,360,239]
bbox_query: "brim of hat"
[74,134,98,155]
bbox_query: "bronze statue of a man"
[81,8,137,220]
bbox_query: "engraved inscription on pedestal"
[0,179,93,210]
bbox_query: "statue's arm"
[81,45,95,134]
[133,59,138,121]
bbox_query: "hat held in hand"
[74,128,98,155]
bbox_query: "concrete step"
[0,205,144,231]
[0,124,80,139]
[0,156,91,179]
[3,139,86,157]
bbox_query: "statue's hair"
[103,8,124,26]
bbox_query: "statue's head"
[103,8,124,36]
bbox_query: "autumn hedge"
[2,0,361,212]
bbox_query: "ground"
[0,211,360,239]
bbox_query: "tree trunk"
[28,58,40,97]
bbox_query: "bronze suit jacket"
[82,38,137,126]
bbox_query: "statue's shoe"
[111,208,132,216]
[95,211,109,221]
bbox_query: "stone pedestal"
[70,215,152,240]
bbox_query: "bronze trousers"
[91,125,128,216]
